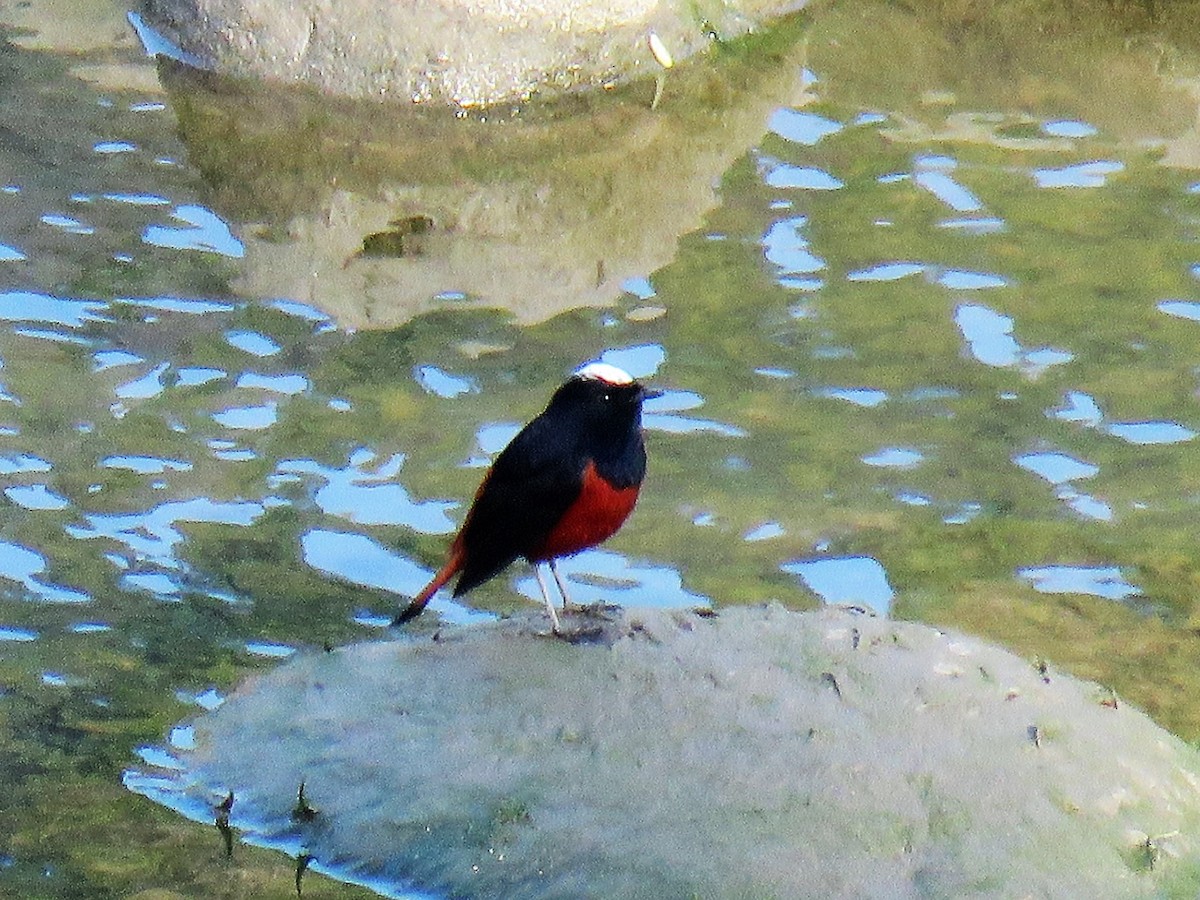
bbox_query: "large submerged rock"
[128,605,1200,897]
[138,0,807,106]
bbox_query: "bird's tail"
[393,551,461,625]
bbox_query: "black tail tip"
[392,604,423,626]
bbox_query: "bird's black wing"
[452,411,585,596]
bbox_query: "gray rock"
[130,605,1200,898]
[138,0,807,106]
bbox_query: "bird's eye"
[603,392,612,402]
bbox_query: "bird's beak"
[639,384,664,401]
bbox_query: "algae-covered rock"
[131,605,1200,897]
[138,0,807,106]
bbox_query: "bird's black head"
[549,363,654,429]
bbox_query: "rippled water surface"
[6,0,1200,895]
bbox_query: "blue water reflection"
[955,304,1073,375]
[414,365,477,398]
[67,498,265,567]
[142,204,245,257]
[1032,160,1124,188]
[1042,120,1097,138]
[0,291,109,327]
[212,402,278,430]
[0,540,90,604]
[300,528,491,625]
[513,548,708,609]
[762,216,825,276]
[761,162,844,190]
[912,155,984,212]
[781,556,894,615]
[5,484,70,510]
[275,451,457,532]
[1017,564,1140,601]
[768,108,843,145]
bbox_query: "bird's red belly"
[530,461,640,561]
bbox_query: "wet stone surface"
[130,605,1200,897]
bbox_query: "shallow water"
[6,0,1200,895]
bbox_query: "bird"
[394,362,655,633]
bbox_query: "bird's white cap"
[574,361,634,385]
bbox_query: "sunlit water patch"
[142,204,245,257]
[1013,451,1110,521]
[1049,391,1103,428]
[911,154,984,213]
[743,521,785,542]
[67,498,265,568]
[270,299,337,332]
[768,107,843,145]
[762,216,825,278]
[94,349,145,371]
[101,455,194,475]
[93,140,136,154]
[115,362,170,400]
[120,571,185,600]
[1014,451,1098,484]
[40,214,94,235]
[4,484,70,511]
[467,421,521,466]
[300,528,490,626]
[211,402,278,430]
[621,276,656,299]
[70,622,112,635]
[115,296,237,316]
[1158,299,1200,322]
[0,290,109,328]
[943,500,984,526]
[937,216,1005,235]
[781,556,894,615]
[862,447,923,468]
[413,365,477,398]
[0,540,90,604]
[177,367,225,387]
[102,192,171,207]
[513,548,708,609]
[601,343,666,379]
[1017,565,1140,601]
[274,450,457,532]
[0,453,52,475]
[937,270,1007,290]
[1105,421,1195,445]
[234,372,308,394]
[955,304,1072,376]
[847,262,925,282]
[0,242,25,261]
[224,330,281,357]
[760,161,844,191]
[814,386,888,408]
[1031,160,1124,189]
[244,641,296,659]
[1042,120,1097,138]
[643,389,747,437]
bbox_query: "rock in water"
[137,0,809,106]
[130,605,1200,897]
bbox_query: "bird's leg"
[532,564,563,633]
[548,558,576,612]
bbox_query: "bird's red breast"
[529,460,640,562]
